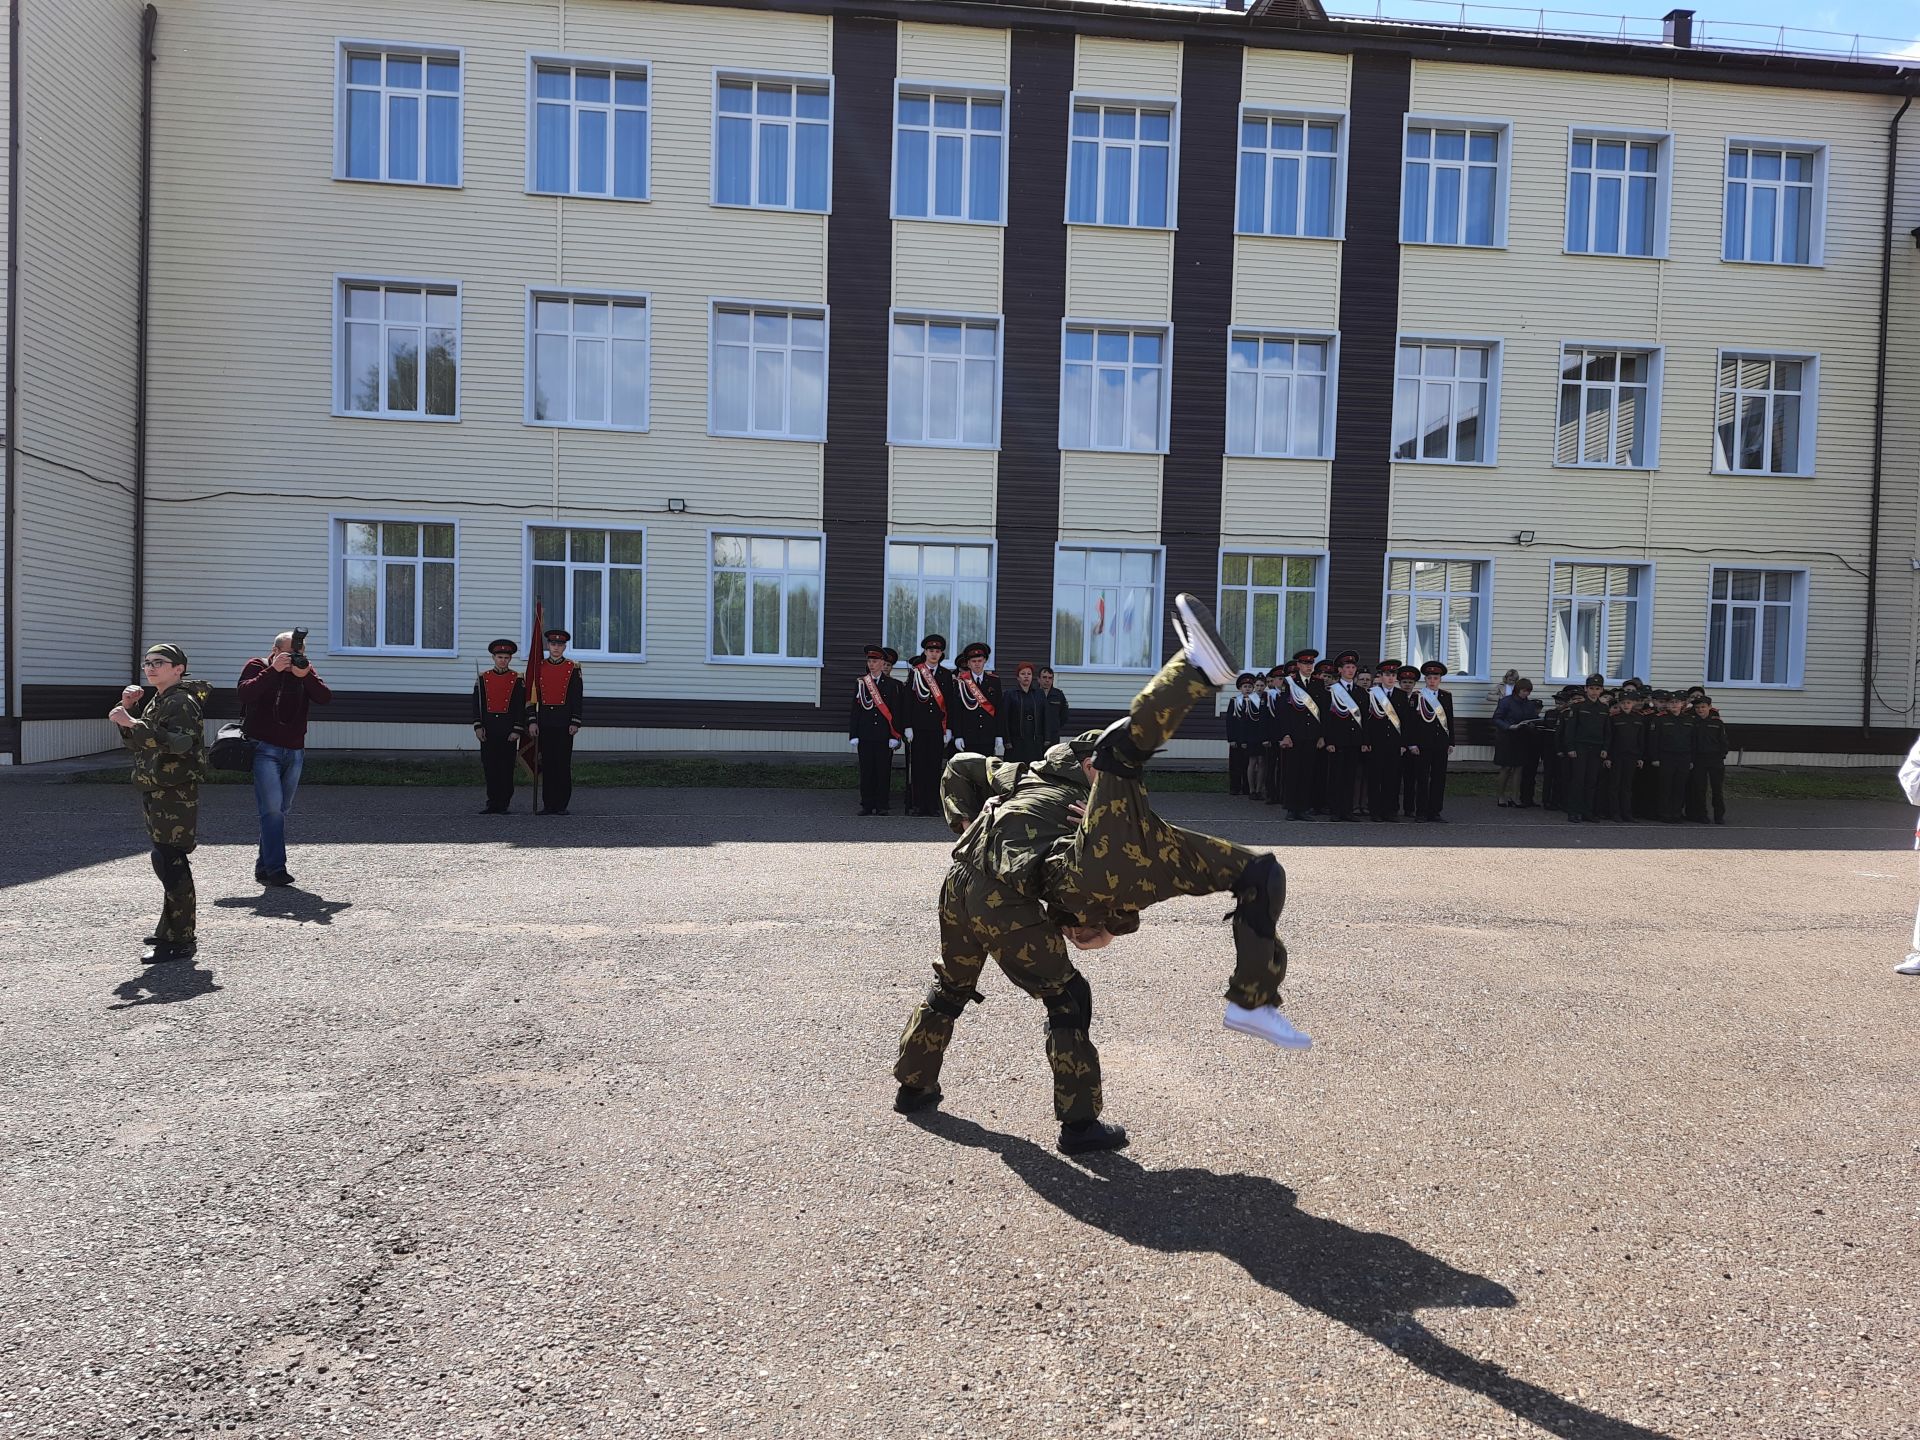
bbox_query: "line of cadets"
[1226,649,1460,822]
[850,635,1072,817]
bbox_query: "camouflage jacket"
[946,742,1087,896]
[123,679,210,791]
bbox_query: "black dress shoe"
[478,806,503,815]
[143,938,197,965]
[1058,1118,1129,1155]
[858,807,873,816]
[255,869,296,887]
[893,1084,943,1114]
[546,808,569,816]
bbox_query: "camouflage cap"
[143,643,188,666]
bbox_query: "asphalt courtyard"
[2,780,1917,1440]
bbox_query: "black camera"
[290,627,310,671]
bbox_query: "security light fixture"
[667,498,688,513]
[1516,530,1536,546]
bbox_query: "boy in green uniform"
[109,644,210,963]
[1688,696,1730,824]
[1651,690,1696,822]
[892,595,1303,1154]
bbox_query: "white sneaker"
[1172,593,1238,688]
[1223,1001,1313,1050]
[1897,953,1920,976]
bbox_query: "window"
[884,541,994,659]
[530,527,645,657]
[529,292,649,430]
[1557,346,1660,468]
[1393,341,1495,464]
[1067,100,1174,228]
[1237,112,1341,237]
[1566,133,1665,257]
[1218,553,1320,673]
[1382,558,1487,678]
[336,519,457,653]
[1052,546,1161,671]
[1707,568,1803,687]
[890,315,999,448]
[1715,353,1816,477]
[1725,144,1821,265]
[1060,325,1168,453]
[711,304,826,440]
[1227,332,1333,458]
[715,75,830,211]
[339,44,460,186]
[710,533,823,662]
[1402,122,1501,246]
[530,59,649,199]
[339,280,459,420]
[895,90,1003,223]
[1548,562,1649,682]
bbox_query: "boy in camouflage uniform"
[109,643,209,963]
[894,595,1305,1155]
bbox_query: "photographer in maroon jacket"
[236,629,332,887]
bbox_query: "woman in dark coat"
[1491,680,1540,807]
[1003,662,1053,761]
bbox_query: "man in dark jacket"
[237,629,333,886]
[472,640,527,815]
[1002,661,1053,762]
[1322,650,1366,821]
[1557,674,1612,823]
[1273,648,1325,820]
[110,644,209,964]
[1605,688,1650,824]
[1363,660,1404,823]
[900,635,956,816]
[1688,696,1730,823]
[849,644,905,815]
[951,642,1003,757]
[1038,667,1070,742]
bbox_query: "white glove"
[943,730,953,744]
[904,727,915,743]
[994,737,1004,756]
[954,740,969,754]
[848,737,859,749]
[889,739,901,751]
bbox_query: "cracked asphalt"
[1,780,1917,1439]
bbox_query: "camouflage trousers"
[141,787,198,944]
[895,863,1102,1123]
[1047,654,1288,1009]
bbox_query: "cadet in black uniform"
[951,642,1003,757]
[1363,660,1404,823]
[471,640,527,815]
[1225,672,1257,796]
[528,628,584,815]
[1557,673,1612,824]
[1650,690,1696,822]
[1605,687,1650,824]
[849,643,905,815]
[1322,650,1365,821]
[1274,648,1325,820]
[1688,696,1730,824]
[1408,661,1454,822]
[901,635,956,817]
[1252,669,1281,802]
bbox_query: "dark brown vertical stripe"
[1328,51,1409,656]
[1161,39,1240,698]
[824,15,896,691]
[996,29,1073,666]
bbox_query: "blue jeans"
[252,741,304,873]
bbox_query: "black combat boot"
[1058,1119,1129,1155]
[892,1084,942,1114]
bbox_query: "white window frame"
[1235,106,1348,240]
[1563,126,1674,259]
[890,80,1008,227]
[1049,542,1166,675]
[1400,114,1510,249]
[524,287,652,432]
[525,53,652,202]
[888,309,1003,450]
[1555,340,1664,470]
[706,528,828,667]
[1380,553,1495,683]
[1391,334,1502,467]
[710,69,834,213]
[882,535,999,659]
[1216,549,1329,673]
[1713,348,1819,479]
[1543,557,1656,685]
[707,298,830,442]
[1225,329,1339,460]
[1058,319,1173,455]
[327,512,461,658]
[1723,136,1828,268]
[333,274,462,423]
[1064,92,1180,231]
[524,523,648,662]
[335,39,464,188]
[1704,565,1809,690]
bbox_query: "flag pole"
[525,598,544,814]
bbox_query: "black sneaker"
[1170,593,1238,687]
[893,1083,943,1114]
[1058,1119,1129,1155]
[144,939,197,965]
[255,868,296,887]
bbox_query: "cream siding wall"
[1891,111,1920,730]
[1397,61,1919,727]
[1075,37,1180,99]
[0,1,10,716]
[14,0,145,713]
[1220,458,1331,551]
[1241,47,1348,113]
[888,448,995,536]
[897,20,1008,88]
[141,0,830,721]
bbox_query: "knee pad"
[1043,971,1094,1033]
[1091,716,1153,781]
[925,981,983,1021]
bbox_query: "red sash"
[860,675,901,740]
[959,672,997,718]
[914,663,950,728]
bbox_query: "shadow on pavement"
[108,962,222,1010]
[212,889,353,925]
[914,1112,1675,1440]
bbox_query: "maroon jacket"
[237,658,332,750]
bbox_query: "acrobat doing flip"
[893,593,1308,1155]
